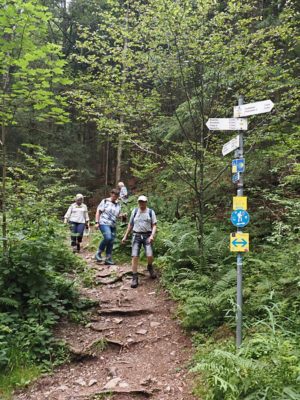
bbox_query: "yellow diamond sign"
[233,196,247,210]
[230,233,249,252]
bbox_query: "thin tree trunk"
[115,116,123,185]
[105,140,109,189]
[115,3,129,185]
[1,123,7,254]
[1,64,9,255]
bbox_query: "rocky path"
[15,251,197,400]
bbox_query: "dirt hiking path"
[15,250,197,400]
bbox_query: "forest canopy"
[0,0,299,399]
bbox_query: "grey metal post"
[236,95,244,348]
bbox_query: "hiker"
[64,194,90,253]
[95,188,121,265]
[122,195,157,288]
[118,181,128,203]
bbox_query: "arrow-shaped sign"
[222,135,240,156]
[232,238,247,247]
[206,118,248,131]
[234,99,274,118]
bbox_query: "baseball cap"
[138,195,148,202]
[75,193,84,200]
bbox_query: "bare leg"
[147,256,153,265]
[132,256,139,273]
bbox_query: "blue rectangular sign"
[232,172,240,183]
[232,158,245,173]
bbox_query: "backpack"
[131,208,153,226]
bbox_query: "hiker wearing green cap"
[122,195,157,288]
[64,194,90,253]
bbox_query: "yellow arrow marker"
[230,233,249,252]
[233,196,247,210]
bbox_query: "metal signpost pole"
[236,95,244,348]
[206,96,273,349]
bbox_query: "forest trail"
[15,247,197,400]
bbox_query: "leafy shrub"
[192,315,300,399]
[0,146,84,374]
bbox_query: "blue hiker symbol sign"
[231,209,250,228]
[232,158,245,173]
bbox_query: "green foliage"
[0,0,70,126]
[192,316,300,399]
[155,206,300,397]
[0,146,86,394]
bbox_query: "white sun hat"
[75,193,84,200]
[138,195,148,202]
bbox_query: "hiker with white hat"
[122,195,157,288]
[64,194,90,253]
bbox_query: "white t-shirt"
[129,208,157,233]
[97,198,121,227]
[64,203,89,224]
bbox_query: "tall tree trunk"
[1,123,7,254]
[105,140,109,189]
[115,3,129,186]
[1,65,9,255]
[115,116,123,185]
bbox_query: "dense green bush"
[154,204,300,399]
[0,146,85,377]
[192,315,300,399]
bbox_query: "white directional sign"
[234,100,274,118]
[206,118,248,131]
[222,135,240,156]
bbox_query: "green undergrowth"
[0,363,41,400]
[155,216,300,399]
[0,146,95,398]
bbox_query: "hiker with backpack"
[122,195,157,288]
[95,188,122,265]
[64,193,90,253]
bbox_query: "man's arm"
[122,223,133,243]
[149,223,157,243]
[95,209,100,226]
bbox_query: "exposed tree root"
[96,271,146,285]
[90,388,155,397]
[89,323,119,332]
[98,307,154,316]
[68,337,124,360]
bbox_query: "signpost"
[206,118,248,131]
[233,196,247,210]
[206,96,274,348]
[231,210,250,228]
[222,135,240,156]
[233,99,274,118]
[230,233,249,252]
[232,158,245,173]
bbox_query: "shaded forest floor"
[14,247,197,400]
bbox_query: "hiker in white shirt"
[64,194,89,253]
[122,195,157,288]
[118,181,128,203]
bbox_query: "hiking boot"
[77,243,80,253]
[72,245,77,253]
[95,252,103,262]
[147,264,157,279]
[105,258,115,266]
[131,274,139,288]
